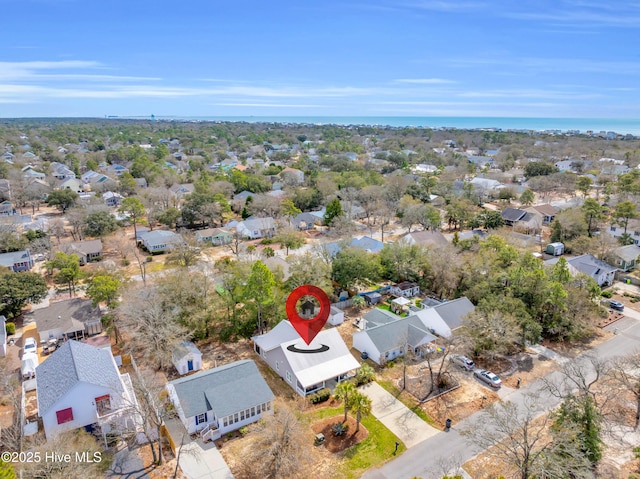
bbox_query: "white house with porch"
[166,360,274,441]
[36,340,140,440]
[252,320,360,397]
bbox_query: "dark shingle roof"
[168,360,274,419]
[501,208,527,222]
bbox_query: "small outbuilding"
[363,292,382,306]
[545,242,565,256]
[172,341,203,376]
[328,306,345,326]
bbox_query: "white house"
[36,340,139,439]
[390,282,420,298]
[234,217,277,239]
[252,321,360,397]
[166,360,274,441]
[172,341,203,376]
[609,219,640,246]
[138,230,184,253]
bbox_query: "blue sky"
[1,0,639,118]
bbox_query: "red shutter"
[95,395,110,402]
[56,407,74,424]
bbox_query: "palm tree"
[350,392,372,433]
[334,381,356,422]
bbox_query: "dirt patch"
[542,328,612,358]
[422,379,500,427]
[311,415,368,453]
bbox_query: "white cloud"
[394,78,456,84]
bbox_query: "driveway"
[359,382,439,448]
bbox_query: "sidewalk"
[358,382,439,448]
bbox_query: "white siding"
[352,332,382,365]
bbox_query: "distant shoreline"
[2,115,640,136]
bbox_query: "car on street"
[23,337,37,355]
[608,300,624,311]
[450,354,475,371]
[474,369,502,388]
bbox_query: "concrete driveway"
[359,382,439,448]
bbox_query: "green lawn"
[376,379,439,428]
[306,406,406,479]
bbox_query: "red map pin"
[286,285,331,345]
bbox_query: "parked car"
[608,300,624,312]
[23,337,37,355]
[450,354,475,371]
[474,369,502,388]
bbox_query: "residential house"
[81,170,110,185]
[0,200,16,216]
[353,316,437,365]
[412,164,438,174]
[235,217,277,239]
[166,360,274,440]
[22,166,46,180]
[102,191,124,207]
[425,297,475,334]
[292,212,317,231]
[1,152,14,163]
[525,204,557,225]
[0,179,10,200]
[0,315,6,357]
[58,178,84,194]
[64,239,103,264]
[609,219,640,246]
[172,341,203,376]
[390,282,420,298]
[607,245,639,272]
[263,256,291,281]
[49,162,76,181]
[399,230,448,249]
[546,255,617,287]
[501,207,527,226]
[195,228,233,245]
[232,190,253,203]
[138,230,184,253]
[36,340,139,439]
[252,321,360,397]
[468,156,495,169]
[324,236,385,257]
[0,250,34,271]
[102,164,129,177]
[169,183,195,200]
[28,298,102,343]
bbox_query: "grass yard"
[306,406,406,479]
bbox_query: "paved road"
[362,318,640,479]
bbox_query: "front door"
[187,360,194,371]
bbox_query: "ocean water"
[148,116,640,136]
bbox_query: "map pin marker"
[286,285,331,345]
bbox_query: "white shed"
[172,341,203,376]
[0,315,6,358]
[328,306,345,326]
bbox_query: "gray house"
[195,228,233,245]
[138,230,184,253]
[292,212,317,231]
[28,298,102,343]
[65,239,103,264]
[550,254,619,287]
[166,360,274,441]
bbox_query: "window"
[196,413,207,425]
[240,410,245,420]
[266,402,271,411]
[251,407,255,417]
[56,407,74,425]
[635,231,640,236]
[234,413,239,423]
[610,226,617,232]
[286,371,292,383]
[275,361,280,371]
[95,395,111,416]
[223,417,228,427]
[261,403,266,412]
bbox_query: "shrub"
[355,363,375,386]
[5,322,15,335]
[601,290,612,298]
[309,388,331,404]
[332,422,349,436]
[121,258,130,266]
[146,256,153,262]
[239,426,248,436]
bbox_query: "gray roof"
[27,298,101,335]
[242,217,276,231]
[172,341,201,362]
[140,230,183,246]
[36,340,122,415]
[67,239,103,255]
[293,212,317,224]
[168,360,273,418]
[501,208,527,222]
[0,250,31,268]
[251,320,300,351]
[568,254,617,277]
[401,230,448,248]
[364,316,436,354]
[363,308,401,328]
[432,297,475,330]
[613,245,640,263]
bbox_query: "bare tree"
[607,353,640,429]
[47,217,66,245]
[117,285,190,370]
[240,402,312,479]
